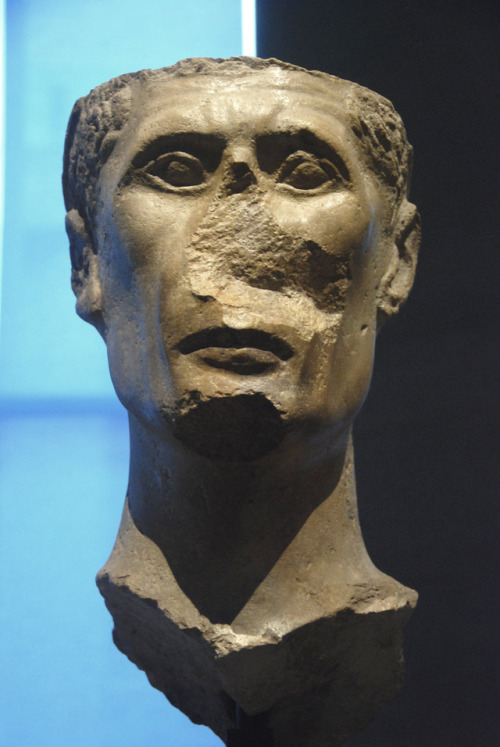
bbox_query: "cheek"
[108,189,211,275]
[266,191,373,257]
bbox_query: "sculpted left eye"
[144,152,206,187]
[278,151,341,191]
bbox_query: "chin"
[158,390,287,462]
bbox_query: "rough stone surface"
[63,57,420,746]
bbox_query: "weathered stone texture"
[64,57,420,745]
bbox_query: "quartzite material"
[63,58,421,747]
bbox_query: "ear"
[66,209,105,334]
[377,201,421,322]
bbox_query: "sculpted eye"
[144,152,206,188]
[278,151,341,191]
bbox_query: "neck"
[98,412,418,742]
[125,414,381,633]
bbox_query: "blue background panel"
[0,406,220,745]
[0,1,244,744]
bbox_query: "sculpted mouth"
[175,327,294,374]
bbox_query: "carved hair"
[63,57,413,246]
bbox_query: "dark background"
[257,1,499,745]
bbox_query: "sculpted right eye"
[142,151,206,188]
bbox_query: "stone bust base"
[98,499,416,747]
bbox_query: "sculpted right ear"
[66,209,105,334]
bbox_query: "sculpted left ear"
[377,201,421,321]
[65,209,105,335]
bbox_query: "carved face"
[94,69,392,459]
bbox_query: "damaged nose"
[226,161,256,194]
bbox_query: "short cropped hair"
[63,57,413,244]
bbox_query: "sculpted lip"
[175,327,294,374]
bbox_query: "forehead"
[120,68,356,150]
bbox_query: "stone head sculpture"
[63,58,420,747]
